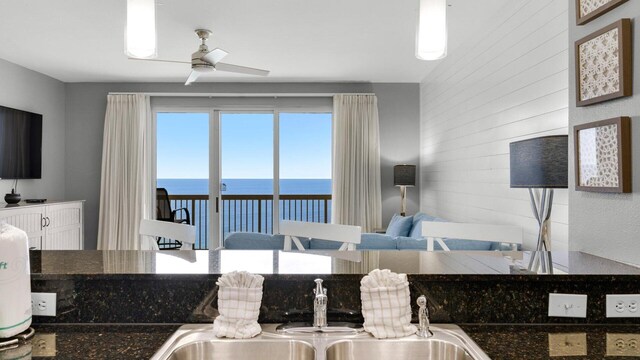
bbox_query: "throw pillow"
[385,214,413,237]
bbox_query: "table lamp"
[394,165,416,216]
[510,135,568,273]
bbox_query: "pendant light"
[416,0,447,60]
[126,0,157,59]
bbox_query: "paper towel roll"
[0,223,32,339]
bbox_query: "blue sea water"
[157,178,331,195]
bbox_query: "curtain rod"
[106,92,376,97]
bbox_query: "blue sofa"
[224,212,518,251]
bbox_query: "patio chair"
[139,219,196,251]
[156,187,192,249]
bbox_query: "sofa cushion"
[309,233,397,250]
[224,232,310,250]
[358,233,397,250]
[396,237,445,250]
[442,239,494,251]
[385,214,413,237]
[396,237,495,251]
[408,212,446,238]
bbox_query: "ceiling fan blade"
[185,70,201,85]
[128,57,190,65]
[202,48,229,65]
[215,63,270,76]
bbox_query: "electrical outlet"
[607,333,640,357]
[606,295,640,318]
[548,293,587,318]
[31,292,56,317]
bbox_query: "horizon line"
[157,178,332,180]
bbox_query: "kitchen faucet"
[313,278,328,328]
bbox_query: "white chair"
[279,220,361,251]
[139,219,196,251]
[421,222,522,251]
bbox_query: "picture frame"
[575,19,631,107]
[576,0,628,25]
[574,117,631,193]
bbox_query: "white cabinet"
[0,206,45,249]
[0,201,84,250]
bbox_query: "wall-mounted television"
[0,105,43,179]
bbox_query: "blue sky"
[157,112,331,179]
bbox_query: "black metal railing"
[167,194,332,249]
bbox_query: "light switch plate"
[548,293,587,318]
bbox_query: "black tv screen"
[0,105,43,179]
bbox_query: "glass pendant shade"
[126,0,157,59]
[416,0,448,60]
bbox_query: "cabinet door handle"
[46,217,51,227]
[41,217,46,229]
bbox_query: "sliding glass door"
[155,108,332,250]
[219,112,275,240]
[156,111,210,249]
[279,113,332,224]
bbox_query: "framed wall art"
[575,19,631,107]
[574,117,631,193]
[576,0,628,25]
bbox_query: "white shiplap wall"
[419,0,569,250]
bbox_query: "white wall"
[569,1,640,265]
[0,59,66,201]
[419,0,569,250]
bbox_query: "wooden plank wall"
[419,0,569,251]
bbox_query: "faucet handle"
[314,278,327,296]
[416,295,431,338]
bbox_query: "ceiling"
[0,0,509,83]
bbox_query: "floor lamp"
[394,165,416,216]
[509,135,568,274]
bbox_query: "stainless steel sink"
[326,336,476,360]
[151,324,315,360]
[166,339,315,360]
[324,324,488,360]
[152,324,491,360]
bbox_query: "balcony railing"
[166,194,332,249]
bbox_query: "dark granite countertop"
[2,324,179,360]
[3,324,638,359]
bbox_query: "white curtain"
[97,94,157,250]
[332,94,382,233]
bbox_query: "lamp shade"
[510,135,568,188]
[394,165,416,186]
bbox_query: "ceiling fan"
[130,29,270,85]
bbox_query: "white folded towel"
[360,269,416,339]
[213,271,265,339]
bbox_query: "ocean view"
[157,178,332,195]
[156,178,332,248]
